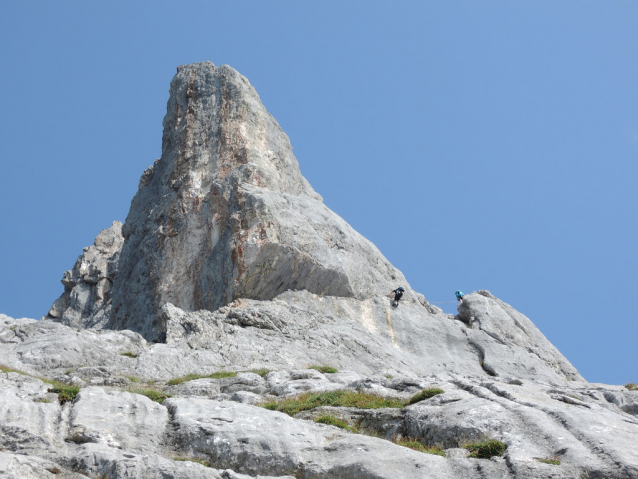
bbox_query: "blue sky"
[0,1,636,384]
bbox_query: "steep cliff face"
[110,62,408,340]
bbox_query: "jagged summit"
[107,61,409,340]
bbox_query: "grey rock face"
[109,61,409,341]
[46,221,123,329]
[1,312,638,478]
[457,292,583,381]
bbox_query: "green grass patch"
[2,364,82,404]
[130,388,171,403]
[261,390,405,416]
[309,366,338,374]
[127,376,140,383]
[120,352,138,358]
[625,383,638,391]
[48,384,80,404]
[463,439,507,459]
[249,368,271,377]
[407,388,444,405]
[536,456,561,465]
[395,438,446,457]
[166,371,237,386]
[315,414,354,431]
[34,398,51,403]
[0,364,29,375]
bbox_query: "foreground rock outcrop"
[1,314,637,478]
[3,61,636,478]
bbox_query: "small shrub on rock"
[625,383,638,391]
[407,388,444,405]
[48,384,80,404]
[120,352,138,358]
[463,439,507,459]
[395,438,445,457]
[309,366,338,374]
[249,368,271,377]
[262,390,405,416]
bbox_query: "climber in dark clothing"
[390,287,405,307]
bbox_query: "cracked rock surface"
[1,324,637,479]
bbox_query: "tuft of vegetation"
[172,456,211,467]
[384,374,393,379]
[395,438,446,457]
[315,414,353,431]
[249,368,271,377]
[34,398,51,403]
[261,390,405,416]
[48,384,80,404]
[407,388,444,405]
[166,371,237,386]
[536,456,561,465]
[463,439,507,459]
[309,366,338,374]
[130,388,171,403]
[625,383,638,391]
[64,369,74,375]
[127,376,140,383]
[120,352,138,358]
[0,364,29,375]
[1,364,83,404]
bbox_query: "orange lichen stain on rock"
[232,241,245,280]
[166,219,178,238]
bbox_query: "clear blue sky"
[1,1,636,385]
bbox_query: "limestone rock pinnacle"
[110,62,407,340]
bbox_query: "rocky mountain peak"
[5,62,637,479]
[105,62,408,341]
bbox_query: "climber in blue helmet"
[390,287,405,307]
[455,290,464,302]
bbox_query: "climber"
[455,290,464,302]
[390,287,405,307]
